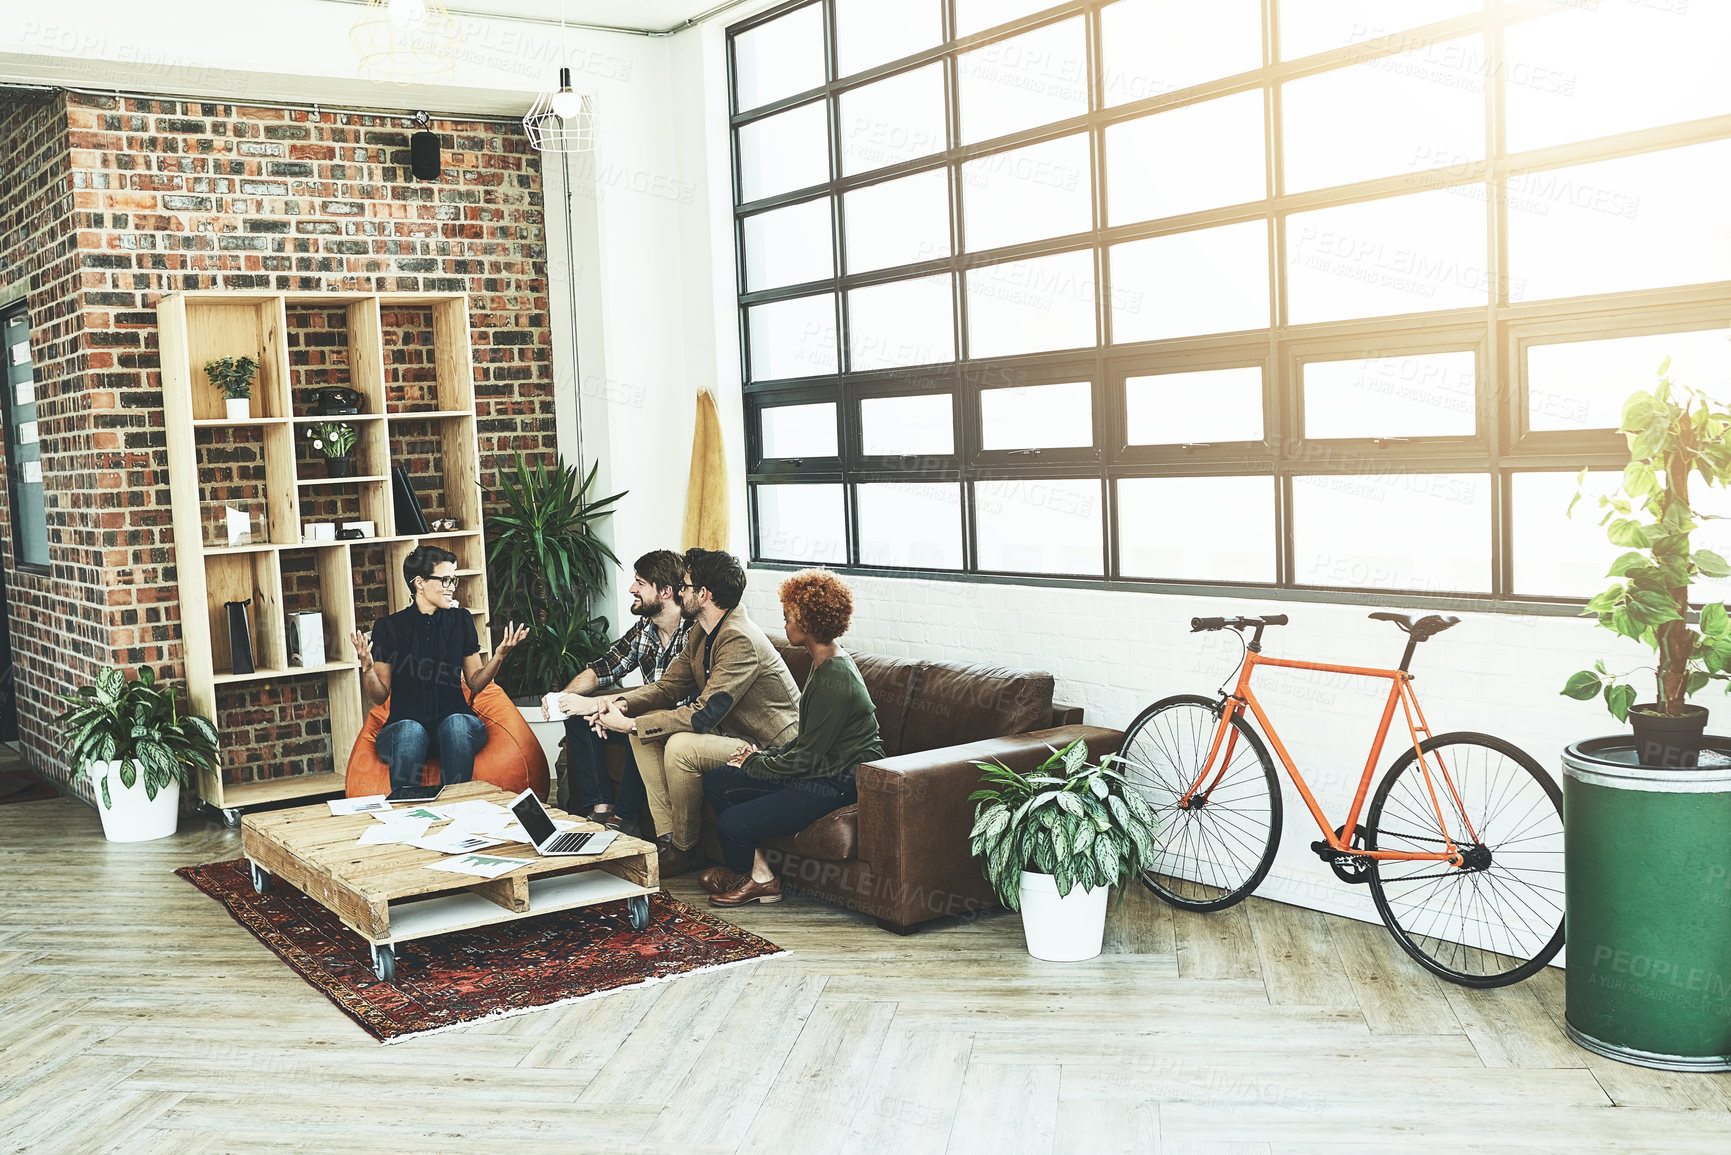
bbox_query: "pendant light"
[524,0,596,154]
[352,0,460,85]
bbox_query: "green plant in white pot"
[55,666,219,842]
[969,738,1158,962]
[205,355,258,421]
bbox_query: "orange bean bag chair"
[345,682,549,799]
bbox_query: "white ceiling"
[423,0,738,33]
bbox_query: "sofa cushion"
[850,652,921,757]
[899,661,1054,754]
[774,639,812,688]
[763,803,858,862]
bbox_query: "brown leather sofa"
[696,639,1123,934]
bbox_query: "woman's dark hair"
[403,545,458,597]
[634,549,686,596]
[683,548,747,611]
[780,569,853,643]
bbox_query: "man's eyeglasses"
[675,581,694,592]
[424,575,459,589]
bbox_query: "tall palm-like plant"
[486,453,625,697]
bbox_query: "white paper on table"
[440,799,509,821]
[411,831,505,855]
[380,805,450,822]
[356,817,432,845]
[480,818,577,844]
[423,853,534,879]
[329,795,391,816]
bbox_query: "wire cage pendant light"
[352,0,461,85]
[525,0,596,154]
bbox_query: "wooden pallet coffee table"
[240,782,659,980]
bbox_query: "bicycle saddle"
[1369,611,1460,641]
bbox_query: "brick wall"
[0,90,556,798]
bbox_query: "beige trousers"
[630,731,742,850]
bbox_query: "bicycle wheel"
[1366,732,1565,988]
[1120,694,1283,912]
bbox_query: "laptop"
[509,789,617,857]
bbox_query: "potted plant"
[55,665,219,842]
[486,453,624,764]
[969,738,1158,962]
[307,421,359,478]
[1560,364,1731,766]
[205,356,258,421]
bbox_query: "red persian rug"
[177,858,784,1043]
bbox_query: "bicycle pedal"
[1309,838,1337,862]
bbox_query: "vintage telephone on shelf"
[315,387,363,415]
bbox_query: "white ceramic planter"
[88,759,180,842]
[224,397,251,421]
[1019,870,1109,962]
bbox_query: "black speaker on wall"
[410,130,441,181]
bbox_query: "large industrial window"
[729,0,1731,606]
[1,302,48,569]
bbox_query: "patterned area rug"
[177,858,784,1043]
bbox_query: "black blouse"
[371,605,480,731]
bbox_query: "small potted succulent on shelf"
[205,356,258,421]
[969,738,1158,962]
[307,421,359,478]
[55,665,219,842]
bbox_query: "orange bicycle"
[1121,611,1565,988]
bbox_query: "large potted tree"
[969,739,1159,962]
[486,453,624,771]
[55,666,220,842]
[1556,365,1731,1072]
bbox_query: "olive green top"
[739,651,883,783]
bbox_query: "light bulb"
[388,0,427,30]
[550,88,585,120]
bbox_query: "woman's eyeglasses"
[424,575,459,589]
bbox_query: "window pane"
[1106,91,1266,225]
[962,133,1093,251]
[1292,472,1490,593]
[1303,352,1476,439]
[844,169,951,273]
[738,101,829,202]
[748,294,837,380]
[840,63,947,176]
[956,0,1058,38]
[1101,0,1262,105]
[1126,367,1264,445]
[756,484,847,564]
[861,393,954,456]
[965,249,1098,358]
[1527,329,1731,434]
[957,17,1089,144]
[743,198,833,292]
[975,478,1104,575]
[980,381,1093,450]
[858,483,964,568]
[1505,5,1731,153]
[1111,221,1269,342]
[760,403,837,459]
[1510,470,1624,598]
[1285,187,1488,324]
[847,274,955,371]
[734,4,826,112]
[836,0,943,77]
[1278,0,1480,62]
[1282,36,1485,194]
[1507,140,1731,302]
[1119,476,1276,582]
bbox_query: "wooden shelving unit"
[159,291,493,812]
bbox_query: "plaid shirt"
[587,616,695,699]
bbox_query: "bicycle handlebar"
[1191,614,1289,633]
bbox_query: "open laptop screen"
[511,791,558,845]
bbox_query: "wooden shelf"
[212,660,359,685]
[375,530,482,543]
[295,475,388,487]
[387,410,471,420]
[291,414,385,423]
[193,417,292,428]
[219,771,347,808]
[203,542,288,556]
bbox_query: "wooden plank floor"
[2,793,1728,1153]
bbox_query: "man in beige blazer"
[589,549,798,875]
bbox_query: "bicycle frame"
[1180,648,1483,864]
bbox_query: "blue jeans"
[377,714,488,790]
[702,764,858,874]
[562,719,645,819]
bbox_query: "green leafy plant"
[306,421,357,459]
[486,453,625,696]
[1561,362,1731,722]
[54,666,219,809]
[968,738,1159,911]
[204,356,257,401]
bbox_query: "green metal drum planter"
[1563,737,1731,1071]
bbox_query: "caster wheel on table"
[371,944,395,983]
[249,861,271,895]
[221,808,242,830]
[627,894,651,931]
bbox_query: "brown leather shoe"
[710,874,782,907]
[698,867,744,895]
[655,836,704,878]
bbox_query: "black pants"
[702,764,857,874]
[562,718,645,820]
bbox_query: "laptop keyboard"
[547,831,593,854]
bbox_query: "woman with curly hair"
[698,568,882,907]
